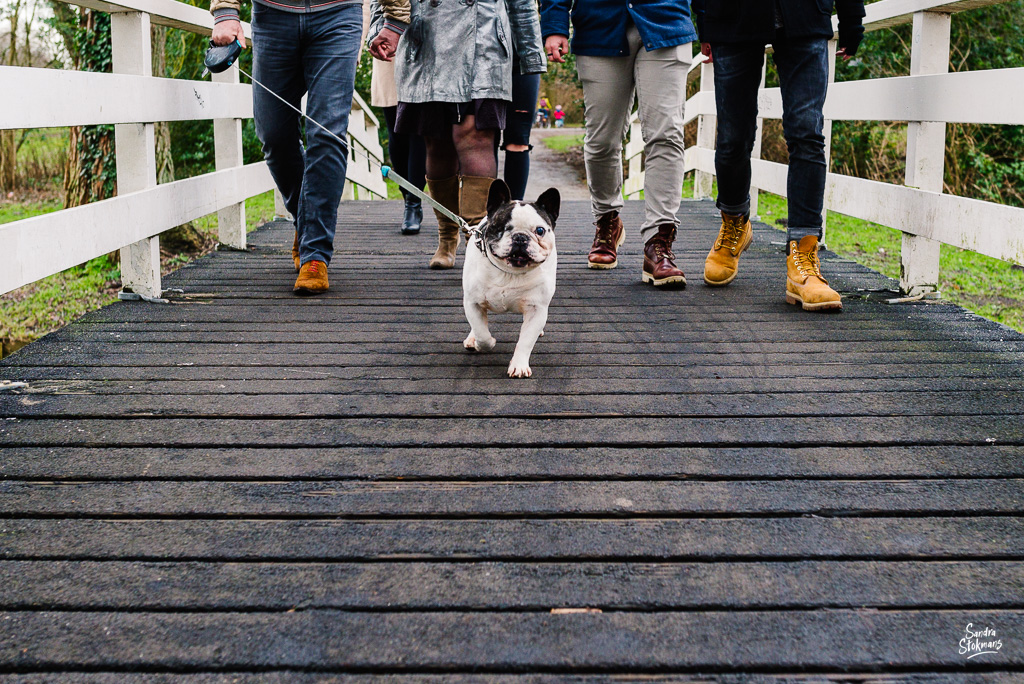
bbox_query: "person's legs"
[452,114,498,225]
[773,36,829,242]
[633,30,690,242]
[773,36,840,311]
[385,106,424,235]
[424,132,461,268]
[503,72,540,200]
[711,42,766,218]
[251,3,305,226]
[576,44,636,269]
[296,2,362,269]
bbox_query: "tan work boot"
[588,211,625,269]
[786,236,842,311]
[293,260,329,294]
[291,231,301,272]
[459,175,494,225]
[426,176,461,269]
[704,212,752,286]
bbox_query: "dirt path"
[499,127,591,202]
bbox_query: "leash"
[203,40,475,237]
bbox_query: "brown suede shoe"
[293,260,329,294]
[291,231,300,273]
[786,236,842,311]
[642,225,686,288]
[588,211,625,269]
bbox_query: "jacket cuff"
[212,7,240,22]
[384,18,408,35]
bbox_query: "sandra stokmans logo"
[959,623,1003,660]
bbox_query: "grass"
[543,133,1024,332]
[542,133,586,153]
[1,189,280,355]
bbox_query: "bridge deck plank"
[1,199,1022,679]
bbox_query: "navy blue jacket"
[691,0,866,54]
[539,0,698,57]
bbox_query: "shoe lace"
[791,247,825,281]
[592,216,617,246]
[651,238,674,262]
[715,218,745,252]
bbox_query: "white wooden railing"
[625,0,1024,296]
[0,0,385,301]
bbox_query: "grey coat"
[369,0,546,104]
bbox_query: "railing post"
[820,39,837,245]
[749,55,767,220]
[901,10,950,297]
[213,63,246,249]
[111,11,161,300]
[694,59,716,199]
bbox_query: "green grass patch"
[542,133,585,153]
[756,190,1024,332]
[0,197,62,224]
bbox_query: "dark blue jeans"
[712,36,829,241]
[251,1,362,266]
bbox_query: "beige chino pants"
[576,25,691,243]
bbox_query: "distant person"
[211,0,362,294]
[541,0,696,287]
[692,0,865,312]
[368,0,546,269]
[537,97,551,128]
[553,104,565,128]
[367,5,427,235]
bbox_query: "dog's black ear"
[534,188,560,224]
[487,179,512,217]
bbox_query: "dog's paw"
[507,359,532,378]
[539,329,545,337]
[463,334,476,350]
[474,336,497,353]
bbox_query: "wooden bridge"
[2,0,1024,679]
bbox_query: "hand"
[836,46,855,60]
[369,27,400,62]
[545,35,569,63]
[700,42,713,64]
[212,19,246,48]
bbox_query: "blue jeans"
[712,36,829,241]
[251,1,362,266]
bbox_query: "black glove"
[838,23,864,57]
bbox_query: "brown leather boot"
[642,224,686,288]
[786,235,842,311]
[588,211,625,269]
[294,260,329,294]
[704,212,752,286]
[459,175,494,225]
[426,176,461,269]
[291,231,300,273]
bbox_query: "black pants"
[383,106,427,200]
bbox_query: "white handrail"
[0,0,385,299]
[624,0,1024,295]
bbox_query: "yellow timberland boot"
[426,175,461,269]
[786,235,843,312]
[704,212,752,286]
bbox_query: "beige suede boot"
[786,235,843,311]
[459,175,495,225]
[426,176,461,269]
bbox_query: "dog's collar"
[465,218,511,272]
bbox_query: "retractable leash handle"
[201,39,243,78]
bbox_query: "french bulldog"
[462,180,560,378]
